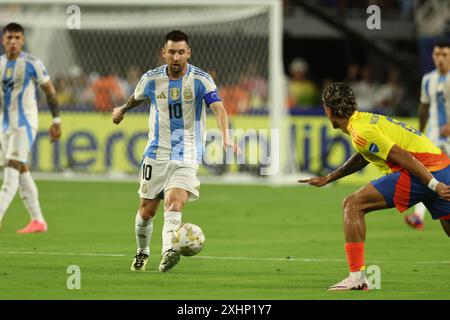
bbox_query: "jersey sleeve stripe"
[348,126,367,146]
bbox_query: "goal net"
[0,0,288,182]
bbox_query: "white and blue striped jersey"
[420,69,450,144]
[0,51,49,135]
[134,64,221,164]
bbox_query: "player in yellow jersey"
[299,82,450,291]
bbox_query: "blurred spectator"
[220,79,250,115]
[91,68,125,112]
[287,58,320,108]
[54,77,75,107]
[321,77,335,93]
[352,65,378,112]
[68,66,94,108]
[122,65,141,98]
[345,63,359,87]
[76,72,94,107]
[240,63,268,110]
[374,66,404,115]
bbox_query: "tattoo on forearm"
[122,95,143,113]
[47,93,60,118]
[327,153,368,182]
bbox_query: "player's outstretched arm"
[298,153,369,187]
[112,95,144,125]
[40,80,61,142]
[209,101,240,155]
[387,145,450,200]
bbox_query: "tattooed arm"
[40,80,61,142]
[112,95,144,125]
[298,153,369,187]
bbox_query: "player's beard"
[170,63,183,75]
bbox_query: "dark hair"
[165,30,189,45]
[3,22,24,34]
[322,82,357,118]
[434,39,450,49]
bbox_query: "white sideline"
[0,250,449,265]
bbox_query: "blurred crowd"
[48,59,409,117]
[47,63,269,115]
[47,65,141,112]
[41,0,421,117]
[286,58,407,116]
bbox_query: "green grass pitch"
[0,180,449,300]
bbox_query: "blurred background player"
[299,82,450,291]
[0,23,61,233]
[112,30,239,272]
[404,40,450,230]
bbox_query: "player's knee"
[139,204,157,219]
[342,194,363,217]
[342,194,356,211]
[164,199,185,212]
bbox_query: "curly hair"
[322,82,357,118]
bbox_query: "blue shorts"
[371,166,450,220]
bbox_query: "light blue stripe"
[169,79,184,160]
[2,60,15,132]
[424,78,430,99]
[194,79,205,163]
[437,75,447,128]
[144,80,158,159]
[18,62,35,148]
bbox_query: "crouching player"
[299,82,450,291]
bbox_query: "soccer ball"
[171,223,205,256]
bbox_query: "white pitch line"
[0,251,449,265]
[0,251,125,257]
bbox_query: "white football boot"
[158,249,181,272]
[327,274,369,291]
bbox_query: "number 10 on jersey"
[169,103,182,119]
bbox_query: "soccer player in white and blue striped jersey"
[0,23,61,233]
[405,40,450,229]
[112,30,239,272]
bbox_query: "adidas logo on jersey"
[156,92,167,99]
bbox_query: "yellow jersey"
[347,111,450,174]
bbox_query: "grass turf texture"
[0,181,449,299]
